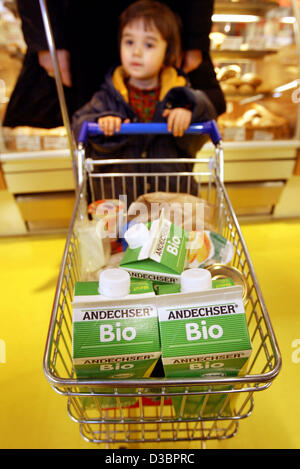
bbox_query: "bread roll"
[217,65,241,82]
[220,83,237,94]
[225,77,243,87]
[241,73,262,87]
[239,84,256,95]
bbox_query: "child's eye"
[145,42,154,48]
[125,39,134,46]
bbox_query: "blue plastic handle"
[78,120,222,146]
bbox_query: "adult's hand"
[182,50,202,74]
[38,49,72,87]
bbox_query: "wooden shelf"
[211,49,277,60]
[214,1,279,16]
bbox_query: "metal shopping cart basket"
[43,120,281,446]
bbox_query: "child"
[72,0,217,202]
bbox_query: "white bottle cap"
[180,268,212,293]
[124,223,150,249]
[99,268,130,298]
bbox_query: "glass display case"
[200,0,300,218]
[211,0,300,142]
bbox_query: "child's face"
[120,18,167,88]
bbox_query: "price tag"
[43,136,68,149]
[224,127,246,141]
[16,135,41,151]
[253,130,273,141]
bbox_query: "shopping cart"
[43,121,281,447]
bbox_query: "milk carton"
[119,213,188,284]
[156,286,252,417]
[72,269,160,380]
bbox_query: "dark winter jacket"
[72,66,217,203]
[4,0,225,128]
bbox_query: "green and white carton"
[119,213,189,284]
[72,279,160,380]
[157,285,252,418]
[72,277,161,409]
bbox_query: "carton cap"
[99,268,130,298]
[124,223,150,249]
[180,268,212,293]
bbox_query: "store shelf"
[214,1,279,16]
[211,49,277,60]
[16,191,75,231]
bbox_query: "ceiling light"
[212,14,260,23]
[280,16,296,24]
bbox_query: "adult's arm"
[165,0,214,53]
[16,0,68,52]
[16,1,72,86]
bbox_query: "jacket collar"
[111,65,187,103]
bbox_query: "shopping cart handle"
[78,120,222,146]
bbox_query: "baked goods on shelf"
[209,32,226,50]
[217,64,241,82]
[217,65,263,96]
[218,103,291,141]
[2,126,68,151]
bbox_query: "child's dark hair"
[119,0,182,67]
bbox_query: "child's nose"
[133,44,142,56]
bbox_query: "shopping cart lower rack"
[43,121,281,446]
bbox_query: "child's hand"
[98,116,130,136]
[162,108,192,137]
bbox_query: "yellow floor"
[0,219,300,449]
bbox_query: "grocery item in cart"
[206,264,250,304]
[127,192,217,232]
[154,275,234,295]
[157,286,251,378]
[150,268,211,296]
[75,218,111,280]
[186,230,234,268]
[88,199,125,238]
[119,212,188,284]
[180,268,212,293]
[157,286,252,417]
[88,198,126,253]
[72,270,160,381]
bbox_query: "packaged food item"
[212,277,235,289]
[157,286,251,378]
[120,212,188,284]
[180,268,212,293]
[2,126,68,151]
[206,264,250,304]
[88,199,126,239]
[155,283,181,295]
[75,218,111,280]
[187,230,234,268]
[72,269,160,381]
[156,286,252,418]
[155,276,234,295]
[127,192,217,232]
